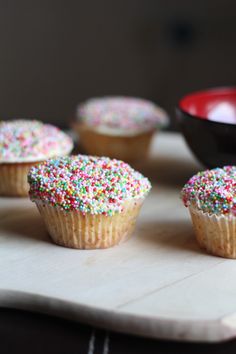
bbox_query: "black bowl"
[176,87,236,168]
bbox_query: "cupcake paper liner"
[36,199,144,249]
[189,206,236,259]
[0,162,38,197]
[74,124,154,162]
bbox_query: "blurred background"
[0,0,235,129]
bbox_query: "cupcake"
[74,96,168,162]
[181,166,236,258]
[28,155,151,249]
[0,120,73,197]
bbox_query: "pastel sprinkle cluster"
[0,120,73,162]
[181,166,236,215]
[77,97,168,132]
[28,155,151,215]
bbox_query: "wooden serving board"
[1,132,236,342]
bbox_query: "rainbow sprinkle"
[181,166,236,215]
[0,120,73,162]
[77,96,168,133]
[28,155,151,215]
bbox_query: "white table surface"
[1,132,236,342]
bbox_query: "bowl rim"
[177,86,236,127]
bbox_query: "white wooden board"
[1,132,236,342]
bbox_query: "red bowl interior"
[179,87,236,124]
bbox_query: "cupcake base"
[0,162,39,197]
[74,124,154,163]
[36,199,143,249]
[189,206,236,259]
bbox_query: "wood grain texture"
[0,132,236,342]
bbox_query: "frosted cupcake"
[74,96,168,162]
[0,120,73,196]
[28,155,151,249]
[181,166,236,258]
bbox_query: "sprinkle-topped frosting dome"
[181,166,236,215]
[0,120,73,163]
[77,96,168,135]
[28,155,151,215]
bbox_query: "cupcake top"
[181,166,236,216]
[0,120,73,163]
[28,155,151,215]
[77,96,168,135]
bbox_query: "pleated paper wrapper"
[74,124,154,163]
[36,199,144,249]
[190,205,236,259]
[0,162,38,197]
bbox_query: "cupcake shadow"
[136,220,205,256]
[0,206,51,244]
